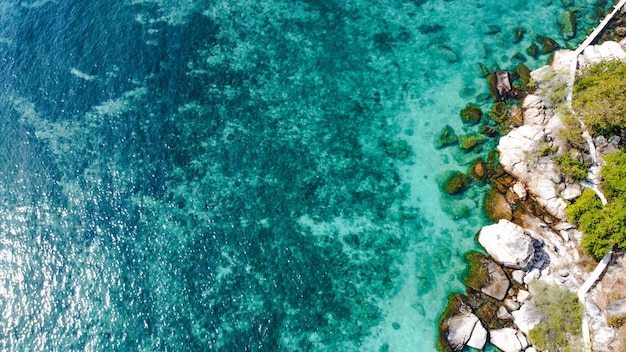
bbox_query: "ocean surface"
[0,0,609,350]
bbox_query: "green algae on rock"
[441,171,470,195]
[435,125,459,149]
[484,188,513,222]
[460,104,482,125]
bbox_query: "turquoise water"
[0,0,608,350]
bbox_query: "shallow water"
[0,0,608,350]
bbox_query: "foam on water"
[0,0,611,350]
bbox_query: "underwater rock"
[435,125,458,149]
[430,44,459,63]
[459,134,486,152]
[512,27,526,44]
[484,188,512,222]
[483,25,501,34]
[489,101,508,124]
[478,219,535,270]
[557,11,577,40]
[478,63,490,77]
[526,43,539,59]
[469,158,488,182]
[540,37,559,54]
[382,139,413,159]
[460,104,482,124]
[512,53,526,63]
[441,171,470,195]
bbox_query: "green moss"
[464,251,490,291]
[608,315,626,328]
[483,188,512,222]
[459,133,486,152]
[488,101,508,123]
[514,64,532,87]
[460,104,483,125]
[434,125,458,149]
[441,171,470,195]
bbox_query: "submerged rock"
[435,125,458,149]
[460,104,482,125]
[478,219,534,269]
[441,171,470,195]
[557,11,577,40]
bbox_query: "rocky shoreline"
[439,38,626,352]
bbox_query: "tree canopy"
[567,152,626,260]
[573,60,626,136]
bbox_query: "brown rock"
[616,26,626,37]
[484,188,513,222]
[509,107,523,127]
[469,158,488,182]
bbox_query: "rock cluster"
[441,42,626,352]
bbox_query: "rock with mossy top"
[441,171,470,195]
[438,294,488,352]
[465,252,511,301]
[459,133,487,152]
[460,104,482,124]
[538,36,559,54]
[484,188,513,223]
[469,158,489,183]
[514,64,532,87]
[527,43,539,59]
[435,125,458,149]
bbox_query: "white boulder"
[446,311,488,350]
[478,219,535,270]
[489,328,529,352]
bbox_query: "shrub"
[602,151,626,201]
[573,60,626,136]
[608,315,626,328]
[558,112,588,151]
[556,150,588,182]
[528,281,584,351]
[566,189,602,224]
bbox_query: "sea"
[0,0,610,351]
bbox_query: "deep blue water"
[0,0,609,350]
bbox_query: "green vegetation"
[558,111,588,150]
[608,315,626,328]
[573,60,626,136]
[556,150,588,182]
[528,281,584,351]
[566,153,626,260]
[464,251,490,291]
